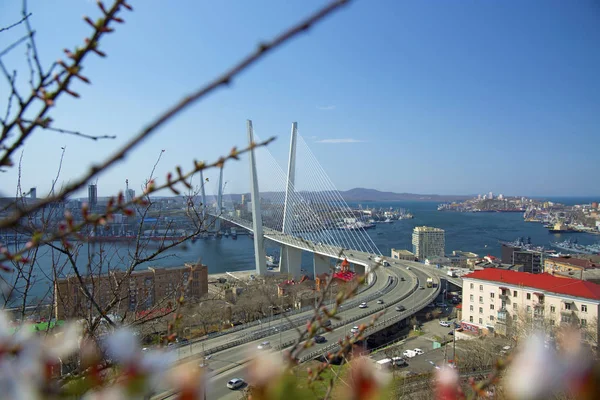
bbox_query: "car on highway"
[314,335,327,344]
[400,277,406,281]
[419,286,425,290]
[377,299,384,304]
[257,341,271,350]
[439,320,451,327]
[227,378,245,390]
[395,305,406,312]
[359,302,368,309]
[406,267,411,270]
[413,348,424,355]
[350,326,360,334]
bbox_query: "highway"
[173,266,439,400]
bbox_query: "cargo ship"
[548,222,575,233]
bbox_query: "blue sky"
[1,0,599,199]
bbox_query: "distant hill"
[192,188,471,203]
[338,188,471,202]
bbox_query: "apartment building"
[461,269,600,341]
[412,226,445,261]
[54,263,208,320]
[391,249,416,261]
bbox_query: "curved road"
[155,265,440,400]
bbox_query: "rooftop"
[413,226,444,233]
[546,257,599,270]
[392,249,415,255]
[463,269,600,301]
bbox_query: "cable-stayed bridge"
[205,120,382,281]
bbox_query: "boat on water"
[551,239,600,254]
[382,218,393,224]
[548,222,575,233]
[266,255,279,268]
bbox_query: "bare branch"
[21,119,117,141]
[0,12,32,33]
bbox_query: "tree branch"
[0,12,32,33]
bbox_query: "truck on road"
[426,277,434,288]
[447,270,457,277]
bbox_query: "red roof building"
[463,269,600,300]
[461,269,600,339]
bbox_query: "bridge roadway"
[210,214,380,273]
[154,265,441,400]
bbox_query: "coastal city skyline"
[1,0,599,198]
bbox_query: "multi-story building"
[544,257,598,275]
[391,249,416,261]
[460,269,600,342]
[412,226,445,261]
[54,263,208,320]
[501,244,544,274]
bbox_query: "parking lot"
[370,305,460,373]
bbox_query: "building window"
[581,319,587,327]
[526,293,531,300]
[490,304,495,310]
[479,307,483,314]
[479,285,483,291]
[527,305,531,312]
[479,318,483,324]
[470,305,474,311]
[565,303,572,311]
[582,305,587,313]
[549,320,555,325]
[550,305,555,313]
[490,293,495,298]
[513,290,517,297]
[470,283,474,289]
[470,294,474,302]
[561,314,571,323]
[513,314,518,321]
[479,296,483,303]
[469,316,473,322]
[513,303,518,310]
[490,315,495,321]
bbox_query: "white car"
[439,321,451,327]
[257,341,271,350]
[227,378,245,390]
[403,350,416,358]
[350,326,360,334]
[377,299,384,304]
[359,302,368,309]
[414,348,424,355]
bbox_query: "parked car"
[395,305,406,312]
[392,357,408,367]
[350,326,360,334]
[257,341,271,350]
[439,320,451,327]
[359,302,368,309]
[403,350,417,358]
[314,335,326,344]
[377,299,384,304]
[227,378,245,390]
[413,348,424,355]
[448,331,454,335]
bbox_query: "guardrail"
[177,261,382,349]
[174,275,397,363]
[298,273,441,363]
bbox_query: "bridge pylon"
[279,122,303,279]
[247,120,267,276]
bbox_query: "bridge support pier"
[247,120,267,276]
[280,245,302,280]
[313,254,330,277]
